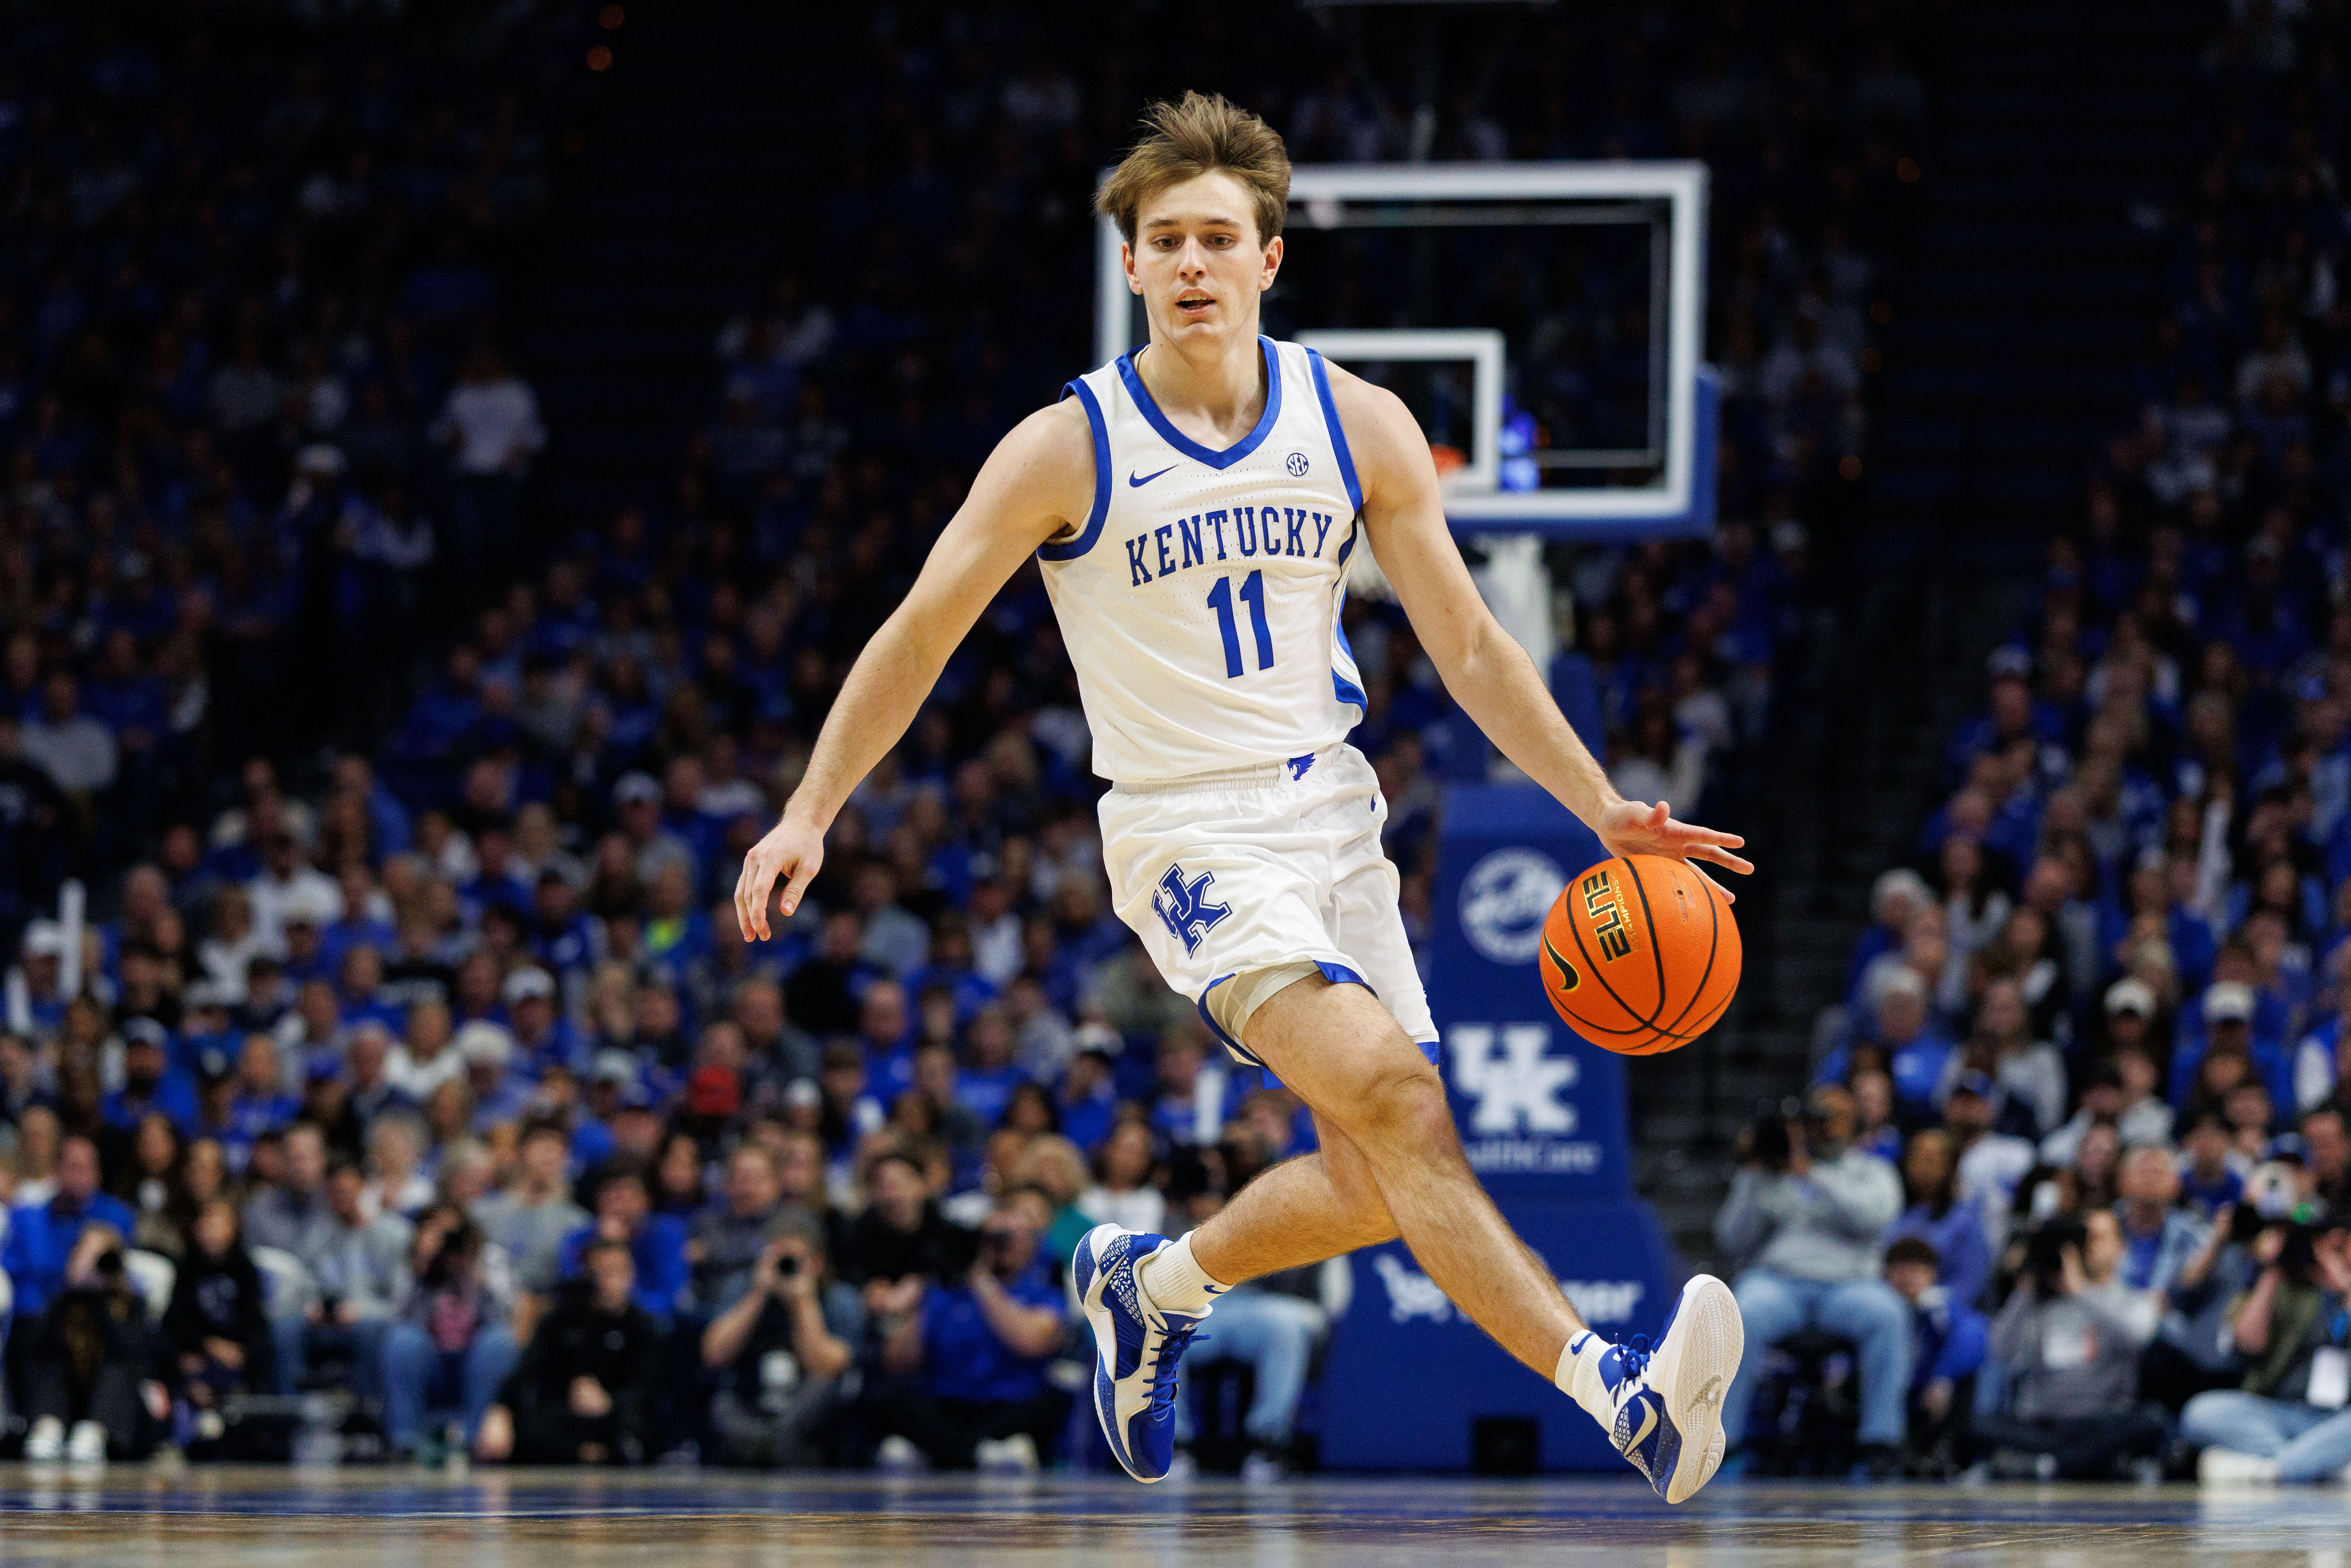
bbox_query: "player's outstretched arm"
[733,400,1095,940]
[1331,366,1752,890]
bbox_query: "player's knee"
[1330,1055,1452,1149]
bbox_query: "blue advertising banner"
[1318,783,1684,1471]
[1320,1200,1679,1470]
[1433,784,1628,1198]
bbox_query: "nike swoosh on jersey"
[1128,464,1178,487]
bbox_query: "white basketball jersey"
[1040,337,1369,782]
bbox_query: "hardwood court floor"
[0,1466,2345,1566]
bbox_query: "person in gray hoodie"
[1713,1083,1911,1469]
[1974,1209,2169,1478]
[270,1154,412,1402]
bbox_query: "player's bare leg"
[1192,976,1582,1374]
[1165,973,1743,1502]
[1169,1109,1396,1276]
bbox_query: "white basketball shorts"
[1097,742,1439,1069]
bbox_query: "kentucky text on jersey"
[1124,507,1344,586]
[1036,336,1371,782]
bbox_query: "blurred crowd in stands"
[1727,0,2351,1487]
[0,0,1924,1471]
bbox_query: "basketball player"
[736,93,1751,1499]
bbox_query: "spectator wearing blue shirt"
[869,1195,1067,1470]
[334,946,406,1037]
[2178,1112,2245,1217]
[332,753,412,859]
[1150,1029,1235,1149]
[457,1021,533,1134]
[2170,981,2296,1116]
[555,1165,690,1327]
[1056,1041,1119,1155]
[2115,1144,2210,1296]
[504,967,584,1080]
[457,827,534,928]
[1845,869,1933,1005]
[2291,1003,2349,1114]
[2,1137,136,1323]
[1884,1129,1993,1312]
[345,1022,420,1129]
[99,1019,197,1134]
[184,1047,246,1165]
[1849,1068,1904,1165]
[1883,1235,1987,1467]
[856,980,918,1106]
[952,1006,1026,1130]
[277,901,338,989]
[1816,971,1952,1122]
[317,888,398,980]
[529,870,601,982]
[225,1034,301,1166]
[905,915,999,1026]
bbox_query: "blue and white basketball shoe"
[1591,1273,1743,1503]
[1074,1223,1211,1482]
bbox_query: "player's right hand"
[734,815,824,941]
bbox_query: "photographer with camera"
[2143,1196,2268,1412]
[1714,1083,1912,1474]
[701,1217,862,1468]
[1977,1211,2168,1478]
[2181,1218,2351,1483]
[381,1202,518,1463]
[866,1193,1067,1472]
[18,1223,166,1464]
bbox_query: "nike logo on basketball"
[1128,464,1178,488]
[1542,935,1581,992]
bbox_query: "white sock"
[1135,1233,1228,1317]
[1556,1331,1617,1425]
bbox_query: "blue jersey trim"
[1116,337,1283,471]
[1311,963,1438,1064]
[1304,346,1364,515]
[1202,963,1436,1075]
[1039,378,1112,562]
[1196,974,1264,1069]
[1333,532,1363,715]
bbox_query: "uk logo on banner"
[1447,1022,1601,1176]
[1449,1023,1579,1134]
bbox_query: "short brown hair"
[1095,92,1290,247]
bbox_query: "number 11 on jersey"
[1205,570,1274,678]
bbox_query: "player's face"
[1125,170,1281,348]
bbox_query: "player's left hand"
[1595,798,1752,901]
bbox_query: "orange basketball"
[1538,854,1740,1056]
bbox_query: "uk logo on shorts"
[1152,862,1232,956]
